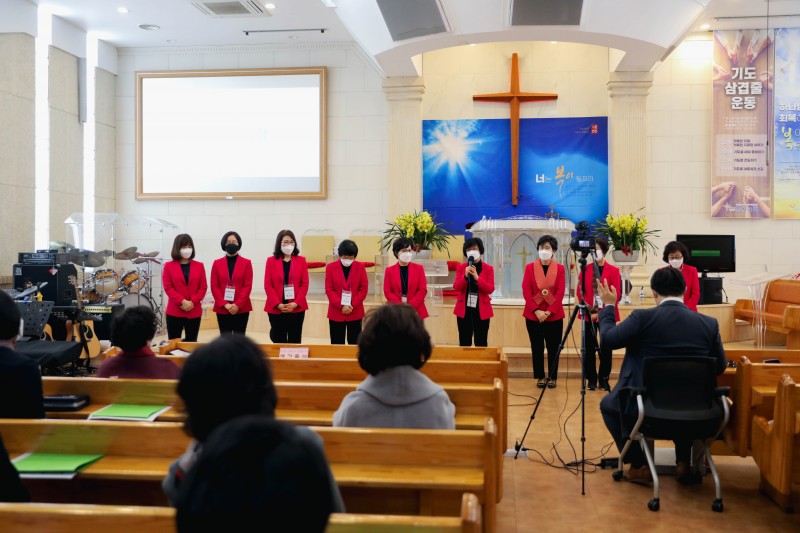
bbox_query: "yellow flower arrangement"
[381,210,452,253]
[594,211,660,258]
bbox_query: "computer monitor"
[675,234,736,277]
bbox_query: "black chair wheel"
[648,499,660,512]
[712,499,723,513]
[612,470,623,481]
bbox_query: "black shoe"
[536,378,546,389]
[599,378,611,391]
[586,381,596,391]
[547,380,557,389]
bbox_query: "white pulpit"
[469,217,574,302]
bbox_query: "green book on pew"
[13,453,104,479]
[88,404,171,421]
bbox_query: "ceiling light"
[699,23,710,30]
[117,7,129,14]
[288,35,297,39]
[550,41,558,44]
[166,39,176,43]
[138,24,160,31]
[265,2,276,8]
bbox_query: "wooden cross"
[473,53,558,206]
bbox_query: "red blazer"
[578,261,622,322]
[162,260,207,319]
[383,262,428,319]
[661,264,700,311]
[210,255,254,314]
[263,255,309,315]
[325,260,369,322]
[452,261,495,321]
[522,260,566,322]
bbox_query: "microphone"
[467,256,474,267]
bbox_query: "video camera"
[569,221,596,256]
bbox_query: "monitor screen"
[675,234,736,274]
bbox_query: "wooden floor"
[160,331,800,532]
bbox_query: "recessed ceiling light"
[139,24,160,31]
[700,23,710,30]
[117,7,129,14]
[265,2,276,8]
[166,39,176,43]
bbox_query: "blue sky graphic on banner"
[774,28,800,219]
[422,117,609,235]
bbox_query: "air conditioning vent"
[376,0,450,42]
[192,1,271,18]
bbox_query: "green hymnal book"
[88,404,171,421]
[13,453,103,475]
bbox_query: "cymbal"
[143,251,160,257]
[67,249,106,268]
[133,256,162,265]
[114,247,141,261]
[99,249,115,257]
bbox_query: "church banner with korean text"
[773,28,800,219]
[422,117,608,235]
[711,29,773,218]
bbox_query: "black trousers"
[582,319,611,384]
[456,307,490,347]
[525,318,563,380]
[216,312,250,335]
[329,319,362,345]
[268,312,305,344]
[165,315,201,342]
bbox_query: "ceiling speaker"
[510,0,583,26]
[376,0,450,41]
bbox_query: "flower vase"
[611,249,640,264]
[415,249,433,260]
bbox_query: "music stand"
[15,301,54,340]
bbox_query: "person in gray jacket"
[333,303,456,429]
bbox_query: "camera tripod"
[513,252,602,496]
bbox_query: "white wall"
[115,43,389,292]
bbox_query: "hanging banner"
[711,29,773,218]
[773,28,800,219]
[422,117,608,235]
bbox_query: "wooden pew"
[734,279,800,348]
[750,374,800,512]
[0,418,497,532]
[0,492,482,533]
[726,357,800,457]
[41,376,505,502]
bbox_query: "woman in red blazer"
[579,237,621,391]
[383,237,428,319]
[522,235,566,389]
[662,241,700,311]
[210,231,253,335]
[325,239,369,345]
[452,237,495,347]
[162,234,207,342]
[263,229,309,343]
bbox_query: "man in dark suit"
[0,291,45,419]
[596,268,726,483]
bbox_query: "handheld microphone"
[467,255,475,267]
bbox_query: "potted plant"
[380,210,452,258]
[594,211,660,263]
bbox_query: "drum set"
[70,246,162,314]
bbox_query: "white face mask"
[595,250,604,260]
[180,247,192,259]
[538,249,553,261]
[669,258,683,269]
[466,250,480,260]
[399,252,413,263]
[281,245,295,256]
[340,258,354,268]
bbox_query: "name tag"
[278,347,309,359]
[284,284,295,300]
[467,293,478,308]
[594,295,604,309]
[224,286,235,301]
[341,290,352,307]
[401,296,407,303]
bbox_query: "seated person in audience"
[163,334,344,511]
[176,415,341,533]
[333,303,455,429]
[596,268,727,484]
[96,306,181,379]
[0,290,44,418]
[0,434,29,502]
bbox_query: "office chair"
[612,356,730,512]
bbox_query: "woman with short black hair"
[661,240,700,311]
[452,237,495,346]
[333,304,455,429]
[325,239,369,344]
[210,231,253,335]
[382,237,428,318]
[264,229,309,343]
[162,233,207,342]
